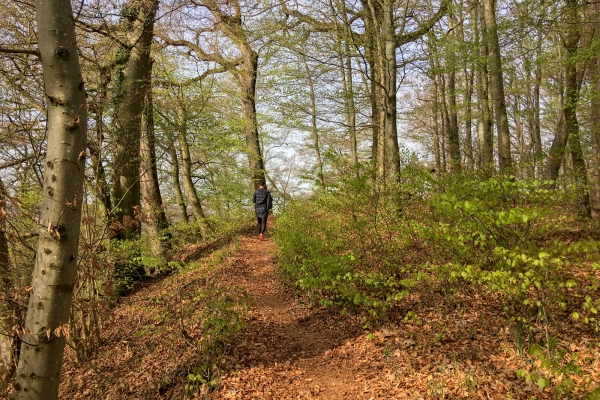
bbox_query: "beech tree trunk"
[140,82,170,257]
[382,0,400,183]
[334,0,359,169]
[0,177,12,390]
[88,68,112,221]
[302,54,325,187]
[463,68,474,170]
[113,0,158,240]
[166,136,189,223]
[446,15,461,171]
[475,3,493,168]
[238,48,266,191]
[176,86,211,236]
[483,0,512,172]
[12,0,87,398]
[591,49,600,208]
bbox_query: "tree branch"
[395,0,451,46]
[0,46,39,57]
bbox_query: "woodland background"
[1,0,600,398]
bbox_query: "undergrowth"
[274,167,600,395]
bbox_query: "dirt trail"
[216,233,388,400]
[56,227,583,399]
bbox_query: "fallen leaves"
[55,229,600,400]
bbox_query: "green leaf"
[572,312,579,320]
[537,377,549,389]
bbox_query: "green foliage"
[184,282,247,395]
[275,171,415,317]
[425,176,600,329]
[276,168,600,394]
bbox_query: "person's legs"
[260,215,268,235]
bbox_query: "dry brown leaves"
[57,227,600,399]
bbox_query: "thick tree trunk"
[140,82,170,258]
[544,0,590,217]
[483,0,512,172]
[12,0,87,398]
[589,2,600,208]
[176,86,211,236]
[238,49,266,191]
[564,0,591,217]
[113,0,158,240]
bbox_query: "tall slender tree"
[12,0,87,397]
[483,0,512,172]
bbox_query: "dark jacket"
[253,187,273,217]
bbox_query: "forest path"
[215,231,377,400]
[58,226,549,399]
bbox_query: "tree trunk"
[446,15,461,171]
[139,80,170,258]
[302,54,325,187]
[334,0,359,170]
[382,0,400,183]
[483,0,512,172]
[0,177,13,391]
[475,2,493,168]
[564,0,590,217]
[166,136,189,223]
[432,75,442,173]
[238,48,266,191]
[88,68,112,222]
[544,0,591,217]
[176,86,211,236]
[112,0,158,240]
[526,49,543,177]
[591,45,600,209]
[463,68,474,170]
[12,0,87,397]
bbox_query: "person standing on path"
[253,180,273,241]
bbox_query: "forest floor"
[57,224,600,399]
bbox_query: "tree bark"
[88,68,112,222]
[12,0,87,397]
[382,0,400,183]
[176,86,211,236]
[237,48,266,191]
[302,54,325,187]
[112,0,158,240]
[590,36,600,208]
[0,176,13,391]
[166,135,189,223]
[483,0,512,172]
[139,80,170,258]
[463,67,474,169]
[475,2,493,168]
[334,0,358,169]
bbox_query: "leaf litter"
[57,228,600,399]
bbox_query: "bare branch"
[0,46,39,57]
[396,0,451,47]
